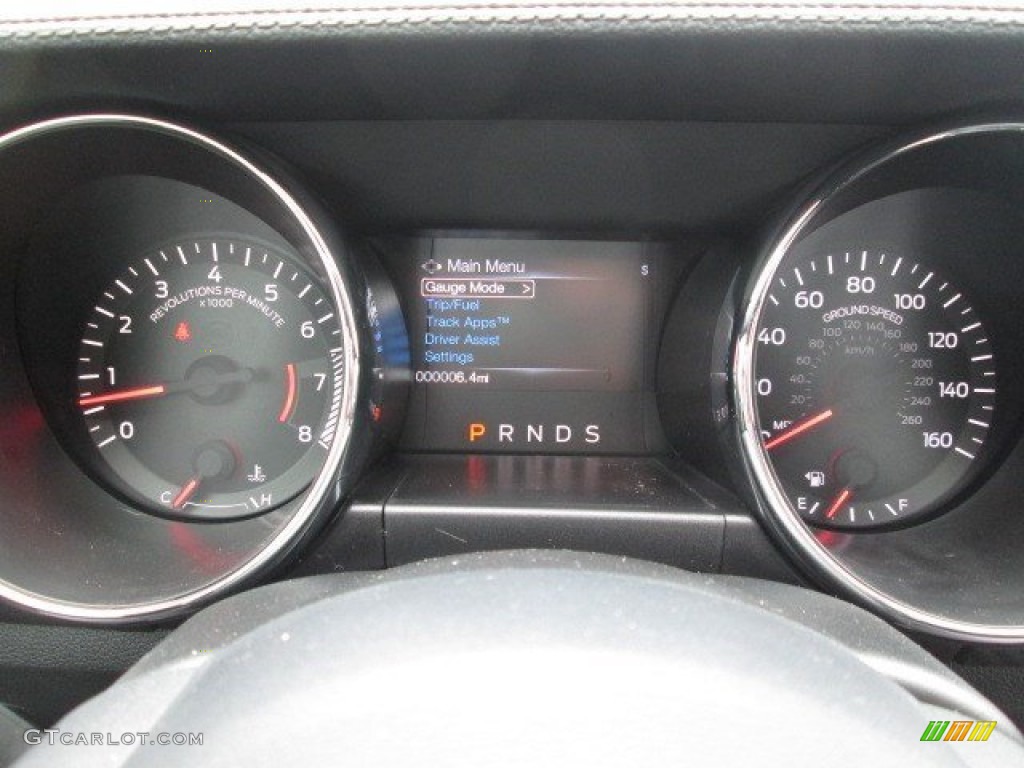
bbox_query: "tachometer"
[745,249,994,529]
[76,237,346,520]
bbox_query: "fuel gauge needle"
[764,408,834,451]
[825,488,853,520]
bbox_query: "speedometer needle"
[79,385,167,408]
[764,408,834,451]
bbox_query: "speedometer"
[745,249,994,530]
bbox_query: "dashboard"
[4,0,1024,743]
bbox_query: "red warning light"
[174,321,193,343]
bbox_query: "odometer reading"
[752,249,994,529]
[76,238,346,520]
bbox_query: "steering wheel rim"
[14,551,1024,767]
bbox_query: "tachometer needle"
[825,488,853,520]
[764,408,834,451]
[171,476,201,510]
[79,385,167,408]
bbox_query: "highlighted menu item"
[421,278,536,299]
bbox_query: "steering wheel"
[12,551,1024,767]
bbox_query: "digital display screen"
[390,238,663,454]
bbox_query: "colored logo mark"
[920,720,996,742]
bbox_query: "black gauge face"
[751,249,995,530]
[76,238,346,520]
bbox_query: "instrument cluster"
[2,114,1024,641]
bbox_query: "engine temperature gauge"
[76,237,346,520]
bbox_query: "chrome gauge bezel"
[0,114,363,622]
[734,121,1024,642]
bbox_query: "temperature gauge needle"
[825,488,853,520]
[171,476,201,510]
[79,385,167,408]
[764,408,834,451]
